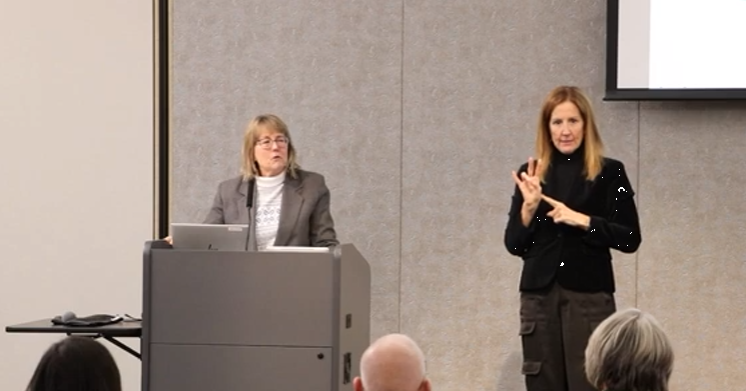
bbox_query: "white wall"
[0,1,154,390]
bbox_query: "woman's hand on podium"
[163,236,173,245]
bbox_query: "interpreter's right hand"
[511,157,544,208]
[163,236,173,245]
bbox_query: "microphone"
[246,179,255,208]
[245,179,257,251]
[53,311,76,324]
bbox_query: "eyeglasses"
[256,136,289,149]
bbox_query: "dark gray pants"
[519,282,616,391]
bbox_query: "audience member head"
[354,333,430,391]
[26,336,122,391]
[585,308,673,391]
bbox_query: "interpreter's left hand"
[542,195,591,229]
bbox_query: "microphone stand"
[245,179,257,251]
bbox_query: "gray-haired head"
[585,308,674,391]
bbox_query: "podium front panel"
[148,249,336,347]
[149,345,333,391]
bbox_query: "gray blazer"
[203,169,338,248]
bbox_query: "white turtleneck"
[254,172,285,250]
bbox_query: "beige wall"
[0,1,153,391]
[169,1,746,390]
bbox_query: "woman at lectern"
[504,86,641,391]
[202,114,338,250]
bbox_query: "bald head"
[354,334,430,391]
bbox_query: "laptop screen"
[170,223,249,251]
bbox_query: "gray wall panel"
[171,0,403,340]
[171,1,746,389]
[638,101,746,390]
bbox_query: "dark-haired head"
[27,336,121,391]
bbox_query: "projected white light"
[611,0,746,97]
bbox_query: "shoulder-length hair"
[27,336,122,391]
[535,86,604,181]
[241,114,300,180]
[585,308,674,391]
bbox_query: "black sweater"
[504,150,642,293]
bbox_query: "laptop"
[170,223,248,251]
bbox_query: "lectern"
[141,241,371,391]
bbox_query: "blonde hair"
[535,86,604,181]
[241,114,300,180]
[585,308,674,391]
